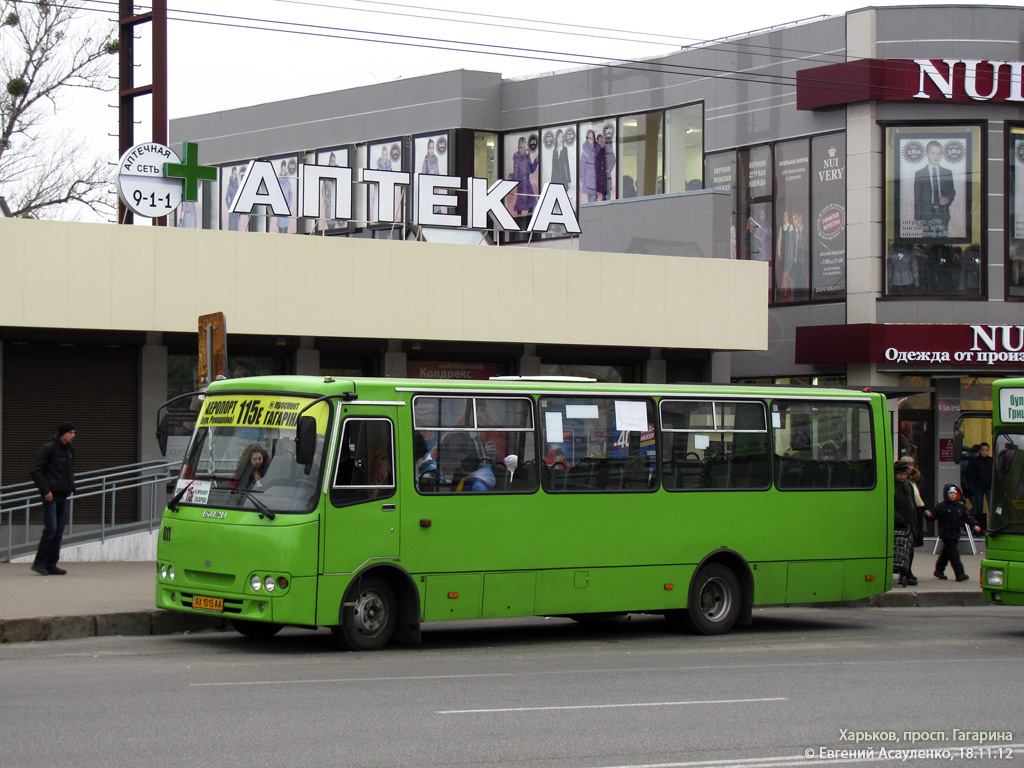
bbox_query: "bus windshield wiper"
[988,521,1024,537]
[230,487,275,520]
[167,480,194,511]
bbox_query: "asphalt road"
[2,605,1022,768]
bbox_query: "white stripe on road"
[587,743,1024,768]
[436,696,786,714]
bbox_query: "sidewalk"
[0,551,990,644]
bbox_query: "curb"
[1,591,989,644]
[0,610,227,644]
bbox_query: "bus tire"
[229,618,283,639]
[332,576,397,651]
[686,563,741,635]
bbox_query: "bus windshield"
[173,394,327,514]
[991,432,1024,536]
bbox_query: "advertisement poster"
[774,139,810,301]
[315,145,350,233]
[368,139,405,225]
[267,154,298,234]
[220,162,252,232]
[413,133,450,215]
[895,130,972,242]
[811,133,847,300]
[540,123,577,210]
[503,132,540,218]
[578,120,616,203]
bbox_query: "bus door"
[323,411,400,574]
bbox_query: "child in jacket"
[926,483,980,582]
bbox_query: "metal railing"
[0,460,179,562]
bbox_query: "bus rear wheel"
[229,618,283,639]
[332,576,396,651]
[685,563,741,635]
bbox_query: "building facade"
[3,4,1023,521]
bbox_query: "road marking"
[436,696,786,715]
[587,743,1024,768]
[190,672,515,687]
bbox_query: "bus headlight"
[264,575,275,592]
[986,569,1004,587]
[251,574,262,591]
[168,566,175,581]
[160,564,167,580]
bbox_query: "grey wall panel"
[730,302,847,379]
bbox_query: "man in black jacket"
[30,422,77,576]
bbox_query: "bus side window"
[331,418,395,507]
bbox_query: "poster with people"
[175,197,201,230]
[503,132,540,219]
[774,139,810,302]
[368,138,406,225]
[220,163,252,232]
[811,133,847,300]
[267,154,298,234]
[895,131,972,242]
[315,145,351,233]
[540,124,577,210]
[413,133,450,216]
[578,120,617,204]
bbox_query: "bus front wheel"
[332,577,397,651]
[685,563,741,635]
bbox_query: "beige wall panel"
[312,238,356,337]
[0,219,767,351]
[22,222,71,328]
[154,227,197,331]
[68,223,113,329]
[564,253,602,346]
[111,225,156,330]
[0,215,26,323]
[194,230,239,327]
[276,236,317,334]
[530,250,570,341]
[234,233,280,335]
[423,242,465,340]
[497,245,536,341]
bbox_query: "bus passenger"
[413,432,440,483]
[457,454,495,493]
[236,444,271,489]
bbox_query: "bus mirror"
[295,416,317,465]
[953,429,963,460]
[156,414,169,457]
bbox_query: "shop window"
[738,145,773,265]
[1007,127,1024,298]
[774,139,810,303]
[618,111,663,199]
[540,363,633,383]
[665,104,703,194]
[474,132,498,185]
[884,125,984,297]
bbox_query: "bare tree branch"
[0,0,118,218]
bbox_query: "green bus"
[155,376,894,649]
[982,377,1024,606]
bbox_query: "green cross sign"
[164,142,217,202]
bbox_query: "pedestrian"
[893,459,918,587]
[967,441,994,528]
[926,483,979,582]
[899,454,929,547]
[29,422,77,576]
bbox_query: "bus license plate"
[192,595,223,612]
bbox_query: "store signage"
[231,158,581,234]
[999,389,1024,424]
[796,324,1024,368]
[116,141,215,218]
[797,58,1024,111]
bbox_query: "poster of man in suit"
[896,132,971,242]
